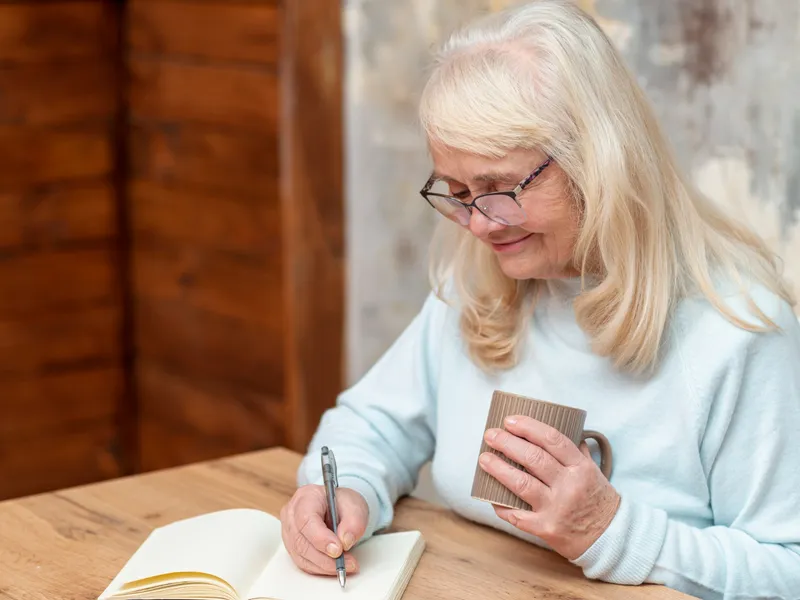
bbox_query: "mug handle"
[581,430,613,479]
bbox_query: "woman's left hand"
[479,415,621,561]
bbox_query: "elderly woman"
[279,1,800,598]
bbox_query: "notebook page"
[247,531,422,600]
[99,509,283,600]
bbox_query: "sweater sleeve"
[295,292,447,541]
[571,297,800,600]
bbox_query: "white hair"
[418,0,795,374]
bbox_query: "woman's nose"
[468,208,505,238]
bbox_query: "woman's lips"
[490,233,533,253]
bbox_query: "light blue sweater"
[297,278,800,600]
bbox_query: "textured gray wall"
[343,0,800,384]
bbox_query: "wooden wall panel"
[128,0,286,470]
[0,1,124,499]
[281,0,345,451]
[137,359,283,470]
[128,1,279,63]
[129,60,278,131]
[0,3,109,63]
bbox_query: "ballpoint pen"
[321,446,346,589]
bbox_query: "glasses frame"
[419,156,553,225]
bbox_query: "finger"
[336,490,369,551]
[504,416,584,468]
[287,542,358,576]
[479,451,547,509]
[579,441,592,459]
[493,505,544,536]
[484,428,562,486]
[294,493,343,558]
[283,503,358,574]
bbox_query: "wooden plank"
[0,126,111,189]
[0,3,110,64]
[129,59,278,133]
[0,61,114,125]
[0,306,120,380]
[0,422,120,500]
[0,181,115,248]
[129,1,279,64]
[0,248,117,319]
[130,180,279,256]
[132,238,281,326]
[135,297,283,396]
[129,123,277,195]
[0,368,121,440]
[26,180,116,245]
[137,360,284,471]
[280,0,345,451]
[0,192,22,247]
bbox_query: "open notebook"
[98,508,425,600]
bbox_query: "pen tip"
[338,570,346,588]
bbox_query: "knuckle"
[514,473,531,496]
[545,427,567,448]
[293,530,311,557]
[523,444,544,467]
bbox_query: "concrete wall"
[343,0,800,384]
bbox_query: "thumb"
[336,488,369,551]
[579,441,592,460]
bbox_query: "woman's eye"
[451,190,470,200]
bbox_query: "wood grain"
[0,421,120,501]
[129,59,278,132]
[129,123,277,195]
[280,0,345,451]
[132,238,281,326]
[129,1,279,64]
[0,126,111,189]
[0,61,114,125]
[0,2,110,64]
[0,247,117,319]
[0,181,115,248]
[130,180,279,256]
[0,305,120,380]
[138,361,284,470]
[1,368,121,439]
[0,448,692,599]
[0,192,23,247]
[134,298,283,397]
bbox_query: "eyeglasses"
[419,157,552,227]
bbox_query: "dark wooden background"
[0,0,344,500]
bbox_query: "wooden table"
[0,447,692,599]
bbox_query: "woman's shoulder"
[671,277,799,357]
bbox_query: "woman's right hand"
[279,484,369,575]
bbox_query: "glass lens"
[425,193,470,226]
[476,193,527,226]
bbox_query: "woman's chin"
[497,256,545,280]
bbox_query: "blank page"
[248,530,424,600]
[99,509,283,600]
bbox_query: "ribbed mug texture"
[471,390,587,510]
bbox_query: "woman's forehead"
[431,147,544,183]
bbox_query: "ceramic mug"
[471,390,613,510]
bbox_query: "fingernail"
[508,512,519,526]
[343,532,355,550]
[326,542,340,558]
[505,416,518,425]
[346,557,357,572]
[479,452,491,466]
[485,429,498,441]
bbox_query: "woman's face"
[429,144,581,280]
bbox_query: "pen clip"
[321,446,339,488]
[329,448,339,488]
